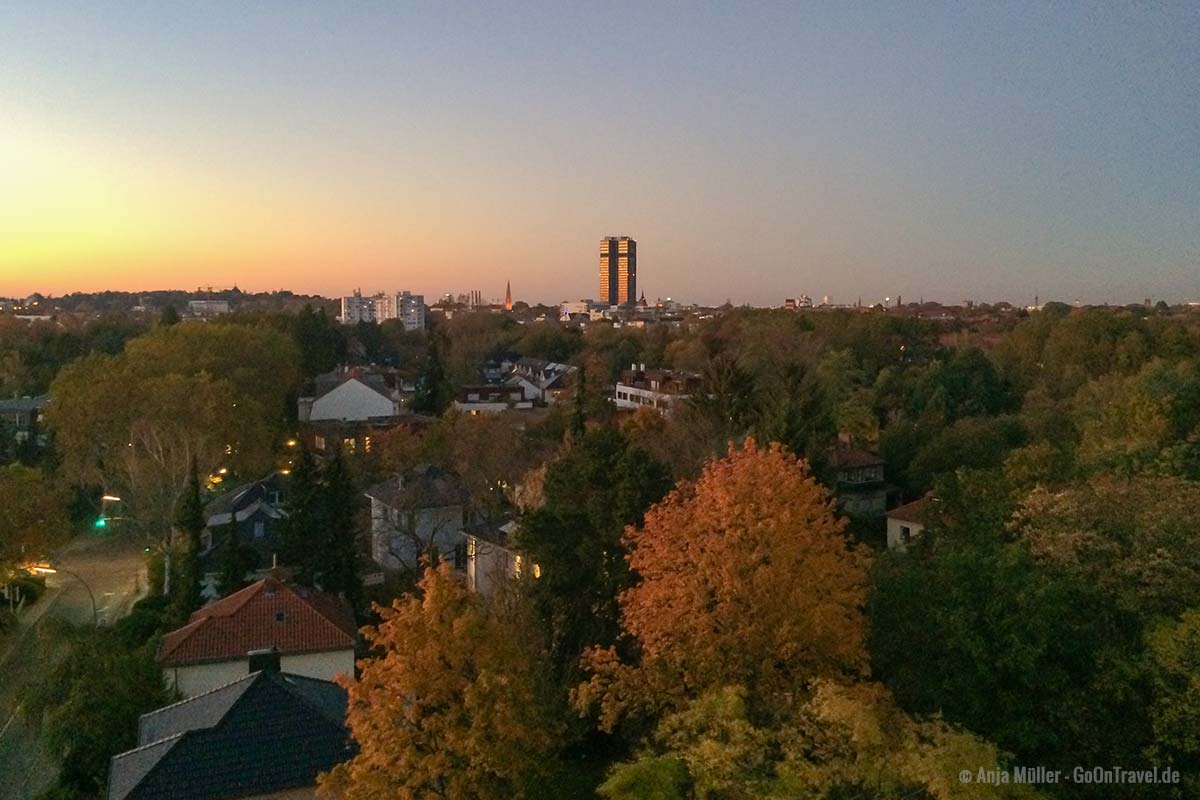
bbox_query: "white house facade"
[302,377,400,422]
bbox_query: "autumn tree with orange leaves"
[576,439,871,731]
[321,563,562,800]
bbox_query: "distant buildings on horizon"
[339,289,425,330]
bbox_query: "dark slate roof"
[0,394,49,413]
[312,369,392,402]
[365,464,469,510]
[461,518,519,549]
[203,474,286,520]
[830,447,886,469]
[108,670,354,800]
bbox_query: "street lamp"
[28,564,98,627]
[96,494,122,530]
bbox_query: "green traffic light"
[94,516,107,529]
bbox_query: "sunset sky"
[1,2,1197,305]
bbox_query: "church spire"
[504,280,513,311]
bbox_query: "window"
[343,437,356,453]
[364,435,373,453]
[314,435,326,451]
[275,611,287,623]
[254,521,265,539]
[201,530,213,552]
[900,525,912,543]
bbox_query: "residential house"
[108,657,354,800]
[187,299,231,317]
[613,365,702,416]
[505,358,577,404]
[461,518,537,597]
[886,494,934,551]
[830,446,888,518]
[197,474,287,599]
[298,368,423,456]
[453,384,532,415]
[298,368,402,423]
[365,465,470,573]
[480,353,519,383]
[0,394,48,445]
[157,577,357,698]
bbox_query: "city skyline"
[2,4,1198,304]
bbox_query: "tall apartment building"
[396,291,425,331]
[340,290,425,331]
[599,236,637,306]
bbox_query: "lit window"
[533,563,541,579]
[315,435,326,451]
[514,554,523,577]
[364,436,373,453]
[343,438,356,453]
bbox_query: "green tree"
[517,428,671,683]
[570,362,588,440]
[159,305,180,327]
[413,333,451,415]
[171,458,206,615]
[1146,611,1200,790]
[317,447,363,609]
[219,516,256,594]
[0,464,70,579]
[48,324,294,566]
[1014,475,1200,620]
[293,304,345,378]
[280,444,362,608]
[870,470,1150,792]
[279,444,325,583]
[22,626,168,797]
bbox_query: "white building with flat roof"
[340,290,425,330]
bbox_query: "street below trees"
[0,535,146,800]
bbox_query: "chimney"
[248,647,281,674]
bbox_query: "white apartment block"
[340,289,426,331]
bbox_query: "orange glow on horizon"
[0,117,544,298]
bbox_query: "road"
[0,535,147,799]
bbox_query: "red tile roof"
[888,495,934,525]
[158,578,357,668]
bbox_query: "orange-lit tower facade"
[599,236,636,306]
[504,280,513,311]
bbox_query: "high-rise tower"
[599,236,637,306]
[504,280,513,311]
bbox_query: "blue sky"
[1,1,1197,304]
